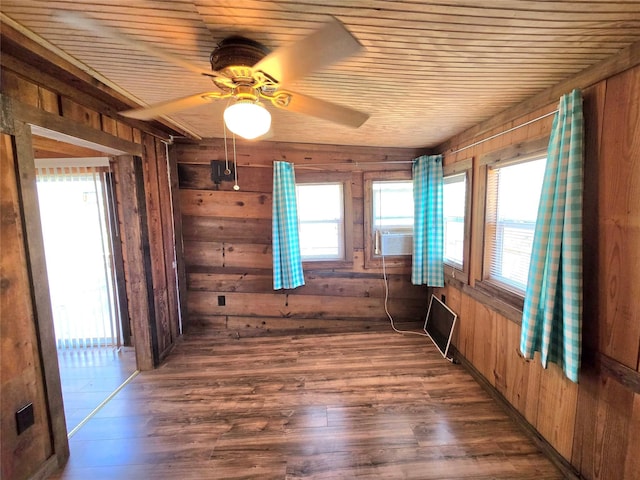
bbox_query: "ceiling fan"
[58,12,370,139]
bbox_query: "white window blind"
[485,158,546,293]
[36,166,122,349]
[296,183,344,260]
[443,173,466,268]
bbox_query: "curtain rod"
[295,160,415,168]
[243,109,558,164]
[238,160,416,169]
[447,109,558,155]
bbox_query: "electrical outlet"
[16,403,34,435]
[218,295,226,306]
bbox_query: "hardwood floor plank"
[49,331,564,479]
[57,347,137,431]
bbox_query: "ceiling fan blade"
[120,92,226,120]
[253,17,363,85]
[55,10,213,77]
[278,92,369,128]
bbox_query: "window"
[442,173,467,262]
[363,171,413,268]
[371,180,414,256]
[443,174,465,266]
[484,157,546,293]
[295,179,352,263]
[442,158,472,283]
[296,172,353,266]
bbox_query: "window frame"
[295,171,353,269]
[443,158,472,284]
[476,137,548,309]
[364,170,413,269]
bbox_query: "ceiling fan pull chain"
[223,121,231,175]
[232,133,240,191]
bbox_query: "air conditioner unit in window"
[375,229,413,256]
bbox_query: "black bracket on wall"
[211,160,234,187]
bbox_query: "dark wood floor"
[49,330,565,479]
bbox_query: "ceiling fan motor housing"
[210,36,270,71]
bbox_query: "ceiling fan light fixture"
[223,100,271,140]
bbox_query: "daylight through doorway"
[36,166,122,349]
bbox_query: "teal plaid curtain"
[520,89,584,383]
[272,161,305,290]
[412,155,444,286]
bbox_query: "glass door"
[36,166,122,349]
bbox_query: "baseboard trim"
[28,454,59,480]
[451,347,581,480]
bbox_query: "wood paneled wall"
[433,64,640,480]
[175,140,431,336]
[0,66,182,368]
[0,134,53,480]
[0,29,184,479]
[571,65,640,480]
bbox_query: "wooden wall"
[0,134,53,480]
[0,69,181,368]
[175,140,432,336]
[433,63,640,479]
[2,13,638,480]
[0,23,184,480]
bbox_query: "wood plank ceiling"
[2,1,640,148]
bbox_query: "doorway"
[32,136,137,434]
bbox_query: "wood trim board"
[12,121,70,467]
[1,94,143,156]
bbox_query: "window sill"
[444,263,469,284]
[475,280,525,312]
[444,277,523,325]
[302,259,354,270]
